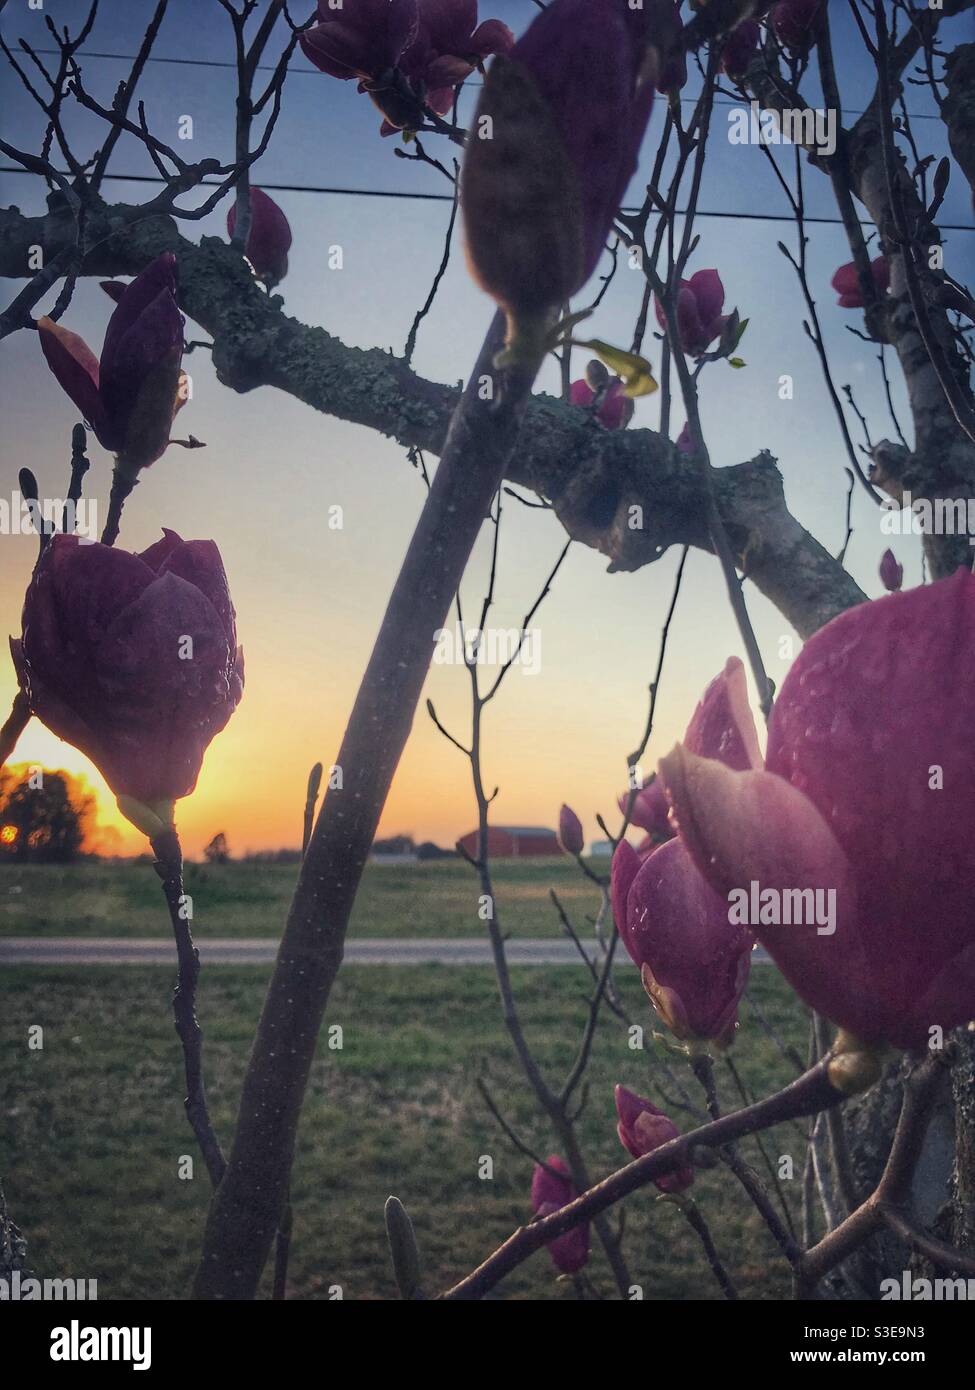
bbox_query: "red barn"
[457,825,561,858]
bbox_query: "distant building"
[371,834,417,863]
[456,826,561,858]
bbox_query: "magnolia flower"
[648,0,687,95]
[618,777,673,842]
[399,0,514,106]
[615,1084,694,1192]
[299,0,419,83]
[655,269,730,357]
[531,1156,590,1274]
[12,531,243,830]
[38,254,184,472]
[619,777,675,860]
[660,571,975,1051]
[613,836,753,1045]
[569,361,634,430]
[302,0,512,132]
[879,548,904,593]
[227,187,292,286]
[720,19,761,80]
[832,255,890,309]
[612,661,757,1045]
[771,0,823,55]
[462,0,655,337]
[558,803,585,855]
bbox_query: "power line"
[11,45,947,122]
[1,164,972,232]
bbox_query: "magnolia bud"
[558,804,585,855]
[879,548,904,593]
[615,1084,694,1192]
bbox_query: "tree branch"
[0,201,867,638]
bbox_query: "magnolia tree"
[1,0,974,1303]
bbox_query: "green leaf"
[728,356,747,369]
[580,338,659,397]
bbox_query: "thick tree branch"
[193,312,541,1299]
[0,199,865,638]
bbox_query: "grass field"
[0,962,809,1300]
[0,857,602,939]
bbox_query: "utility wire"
[1,165,972,231]
[6,44,949,122]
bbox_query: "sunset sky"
[1,0,972,858]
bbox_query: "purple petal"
[683,656,762,771]
[36,318,114,448]
[764,568,975,1047]
[99,286,184,429]
[625,836,752,1040]
[100,253,178,381]
[511,0,654,283]
[611,839,640,952]
[531,1154,574,1211]
[658,744,881,1042]
[227,187,292,282]
[155,538,238,650]
[93,570,240,801]
[687,269,725,328]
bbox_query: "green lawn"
[0,857,603,939]
[0,962,809,1300]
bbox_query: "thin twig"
[149,826,226,1188]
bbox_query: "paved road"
[0,937,771,966]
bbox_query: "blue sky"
[1,0,972,855]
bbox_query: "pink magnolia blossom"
[618,777,672,840]
[720,19,760,80]
[660,571,975,1051]
[832,255,890,309]
[227,187,292,285]
[771,0,823,55]
[12,531,243,815]
[511,0,656,281]
[615,1084,694,1192]
[531,1155,590,1274]
[301,0,512,133]
[611,661,758,1044]
[299,0,419,83]
[38,254,184,470]
[569,374,632,431]
[612,836,752,1044]
[655,269,730,357]
[647,1,687,95]
[558,803,585,855]
[462,0,656,319]
[400,0,514,99]
[879,548,904,593]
